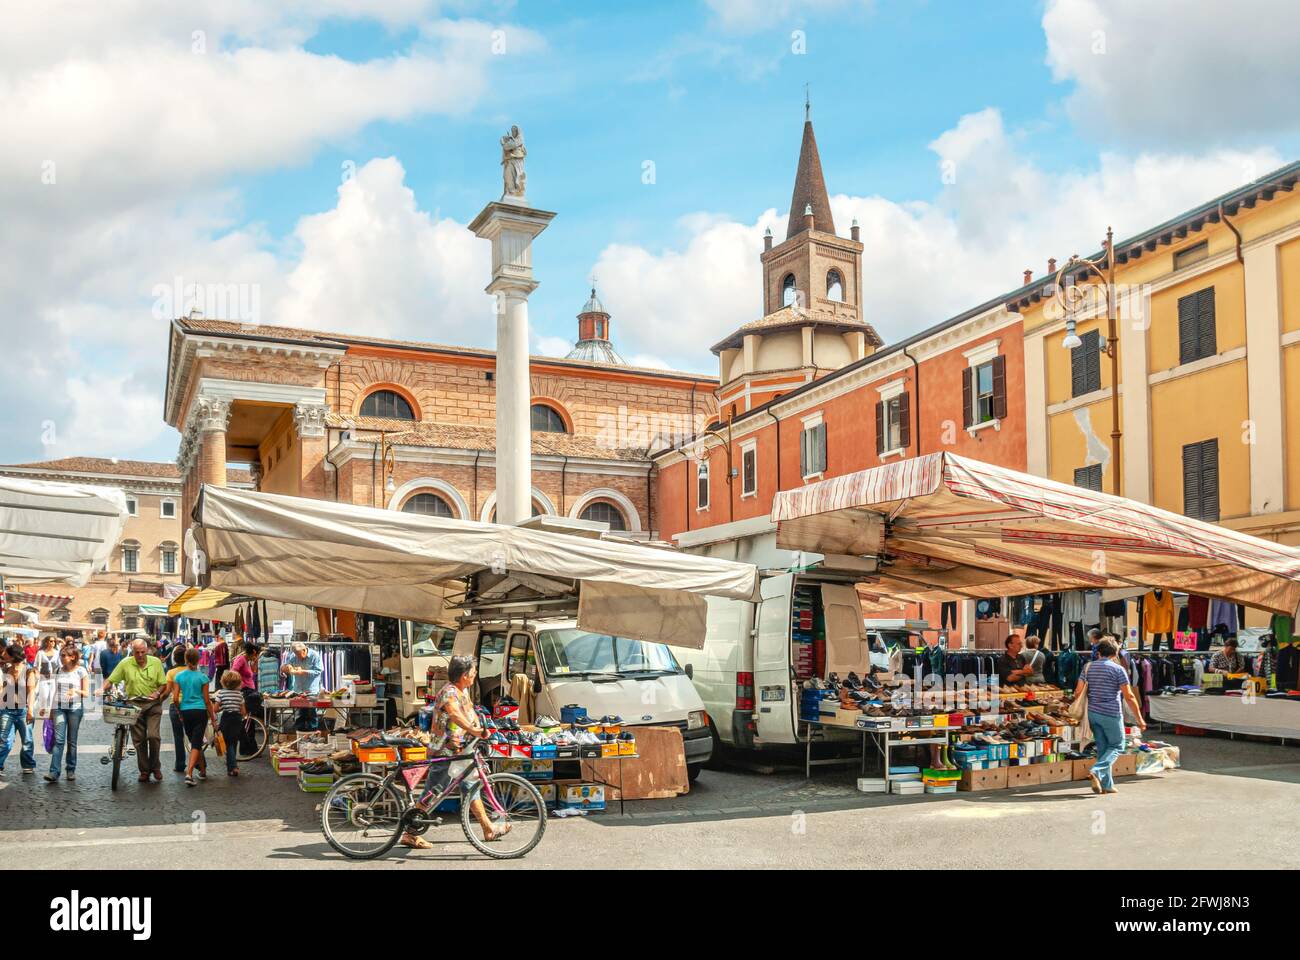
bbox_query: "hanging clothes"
[1142,590,1175,634]
[1186,595,1209,631]
[1271,614,1295,647]
[1209,599,1238,635]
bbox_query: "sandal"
[400,835,433,850]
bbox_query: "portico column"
[195,396,231,489]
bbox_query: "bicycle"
[320,734,547,861]
[236,712,268,761]
[101,694,149,791]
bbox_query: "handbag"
[213,731,226,757]
[43,717,55,754]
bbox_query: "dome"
[581,287,606,315]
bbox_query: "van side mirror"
[684,663,693,680]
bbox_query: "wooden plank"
[579,726,689,800]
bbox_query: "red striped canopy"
[771,452,1300,617]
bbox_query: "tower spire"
[804,83,810,121]
[786,105,835,240]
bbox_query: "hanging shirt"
[1209,600,1238,635]
[1187,595,1209,630]
[1061,592,1085,623]
[1082,590,1101,624]
[1142,590,1175,634]
[1270,614,1295,647]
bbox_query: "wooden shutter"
[1200,438,1220,521]
[898,392,911,450]
[1178,292,1198,365]
[1070,339,1086,397]
[799,429,808,477]
[991,355,1007,420]
[961,367,973,428]
[1084,331,1101,392]
[1198,288,1217,360]
[875,401,885,455]
[1182,441,1202,519]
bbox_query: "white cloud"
[703,0,868,33]
[591,109,1280,369]
[1043,0,1300,143]
[534,334,576,358]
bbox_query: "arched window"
[827,269,844,302]
[361,389,415,421]
[89,608,110,626]
[490,501,544,523]
[530,403,568,433]
[781,273,798,307]
[401,493,455,518]
[579,501,627,531]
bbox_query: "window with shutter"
[741,444,757,496]
[1182,438,1220,522]
[875,401,885,455]
[991,355,1007,420]
[1178,287,1216,365]
[961,367,973,428]
[897,392,911,449]
[1073,464,1102,492]
[800,422,826,477]
[1070,329,1101,397]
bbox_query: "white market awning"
[189,485,761,647]
[771,452,1300,617]
[0,477,129,587]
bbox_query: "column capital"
[195,396,232,433]
[293,401,329,439]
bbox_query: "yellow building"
[1011,162,1300,621]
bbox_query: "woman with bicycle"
[400,654,504,850]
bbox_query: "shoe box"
[1006,765,1042,789]
[958,767,1009,792]
[890,780,924,796]
[558,784,606,811]
[536,783,557,808]
[857,777,887,793]
[297,769,336,793]
[1071,758,1096,781]
[560,704,588,725]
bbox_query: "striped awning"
[771,452,1300,617]
[3,589,72,609]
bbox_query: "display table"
[1149,694,1300,741]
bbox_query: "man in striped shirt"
[1073,637,1146,795]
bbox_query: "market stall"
[1148,692,1300,741]
[0,476,128,586]
[770,452,1300,795]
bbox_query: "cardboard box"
[1007,765,1042,788]
[559,784,606,811]
[1038,760,1073,784]
[959,767,1009,792]
[500,759,554,781]
[1072,758,1096,780]
[1113,753,1138,778]
[536,783,557,807]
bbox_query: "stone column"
[195,396,232,489]
[469,198,555,525]
[294,401,330,499]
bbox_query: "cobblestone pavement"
[4,707,1299,869]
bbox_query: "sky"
[2,0,1299,464]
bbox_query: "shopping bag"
[213,731,226,757]
[43,717,55,754]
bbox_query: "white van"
[672,570,871,753]
[391,620,504,721]
[449,618,713,781]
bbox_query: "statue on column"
[500,125,527,202]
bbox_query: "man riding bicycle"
[400,654,508,849]
[98,639,169,782]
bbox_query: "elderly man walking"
[99,639,169,783]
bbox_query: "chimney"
[804,203,815,232]
[1023,269,1033,285]
[1047,257,1057,275]
[764,227,773,252]
[851,218,860,242]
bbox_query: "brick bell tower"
[711,99,881,414]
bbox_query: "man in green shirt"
[99,639,169,782]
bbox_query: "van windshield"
[407,622,456,658]
[535,629,682,678]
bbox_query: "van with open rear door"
[450,618,713,781]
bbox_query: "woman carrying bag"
[1069,637,1146,795]
[168,648,217,787]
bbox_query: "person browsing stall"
[99,639,169,783]
[281,642,324,731]
[998,635,1035,685]
[1072,637,1146,796]
[1209,637,1246,674]
[1020,635,1046,684]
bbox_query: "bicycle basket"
[103,703,142,726]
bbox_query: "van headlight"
[687,710,708,731]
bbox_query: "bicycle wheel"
[320,773,407,860]
[111,727,125,791]
[461,773,547,860]
[237,715,268,761]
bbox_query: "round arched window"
[827,269,844,302]
[781,273,798,307]
[361,390,415,420]
[401,493,454,518]
[580,501,627,531]
[490,501,544,522]
[530,404,568,433]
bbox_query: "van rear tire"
[687,763,703,783]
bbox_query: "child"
[214,670,248,777]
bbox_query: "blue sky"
[1,0,1297,463]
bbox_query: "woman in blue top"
[1072,636,1146,795]
[168,647,217,787]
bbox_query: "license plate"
[760,687,786,702]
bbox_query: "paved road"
[4,707,1299,869]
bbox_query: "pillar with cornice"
[195,396,231,489]
[294,401,330,499]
